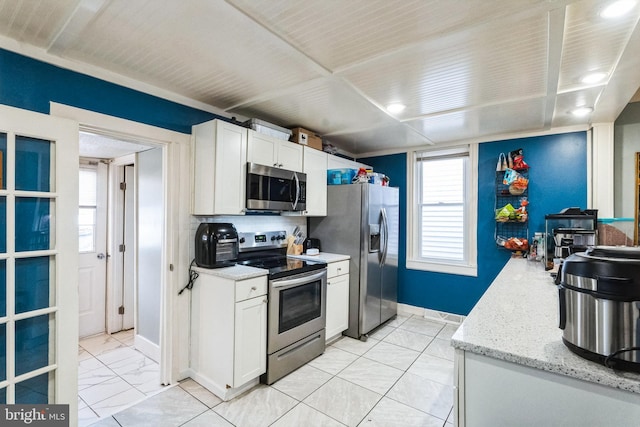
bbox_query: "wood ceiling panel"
[51,0,325,109]
[407,98,546,143]
[227,0,555,71]
[552,86,603,127]
[338,13,549,121]
[558,0,640,91]
[0,0,77,47]
[229,77,396,135]
[326,124,431,154]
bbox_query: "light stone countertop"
[287,252,350,263]
[192,264,268,281]
[451,257,640,394]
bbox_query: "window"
[78,167,97,253]
[407,145,477,276]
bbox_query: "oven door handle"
[271,270,326,288]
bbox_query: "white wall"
[614,117,640,218]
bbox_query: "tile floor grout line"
[81,318,456,426]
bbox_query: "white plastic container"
[243,118,292,140]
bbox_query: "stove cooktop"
[239,255,326,279]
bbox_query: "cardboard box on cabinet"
[291,127,322,151]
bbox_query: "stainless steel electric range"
[237,230,327,384]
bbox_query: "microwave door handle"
[292,172,300,210]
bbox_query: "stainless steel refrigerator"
[310,184,399,340]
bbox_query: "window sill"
[406,259,477,277]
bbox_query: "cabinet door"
[233,295,267,386]
[303,146,328,216]
[247,130,278,168]
[278,140,304,172]
[326,274,349,342]
[214,122,247,214]
[193,119,247,215]
[327,155,371,171]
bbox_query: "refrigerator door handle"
[380,207,389,267]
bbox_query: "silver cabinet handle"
[97,253,106,260]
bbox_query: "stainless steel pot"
[558,246,640,371]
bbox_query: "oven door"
[268,269,327,353]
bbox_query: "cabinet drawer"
[327,260,349,278]
[235,277,267,302]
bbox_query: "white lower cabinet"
[325,260,349,343]
[454,350,640,426]
[190,273,267,400]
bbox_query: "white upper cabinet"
[303,146,328,216]
[192,119,247,215]
[247,130,303,172]
[327,155,371,171]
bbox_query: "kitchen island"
[451,257,640,426]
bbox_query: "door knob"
[97,253,106,259]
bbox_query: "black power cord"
[604,346,640,369]
[178,259,199,295]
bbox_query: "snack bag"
[510,148,529,170]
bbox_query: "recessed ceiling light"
[600,0,636,18]
[386,103,406,114]
[571,107,594,117]
[581,72,608,84]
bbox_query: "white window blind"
[417,154,467,263]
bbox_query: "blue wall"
[0,48,219,133]
[361,131,588,315]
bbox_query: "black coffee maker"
[194,223,238,268]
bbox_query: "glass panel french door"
[0,105,78,421]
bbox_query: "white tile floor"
[79,330,164,426]
[83,314,456,427]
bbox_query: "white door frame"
[50,103,191,384]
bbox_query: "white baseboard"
[186,369,258,401]
[135,334,160,362]
[397,303,465,325]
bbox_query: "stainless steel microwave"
[246,163,307,212]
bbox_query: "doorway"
[77,132,162,355]
[77,132,167,420]
[52,101,193,392]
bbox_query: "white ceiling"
[79,131,152,159]
[1,0,639,155]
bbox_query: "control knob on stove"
[239,237,245,244]
[271,236,276,241]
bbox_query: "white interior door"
[122,164,135,330]
[78,162,108,338]
[0,104,79,424]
